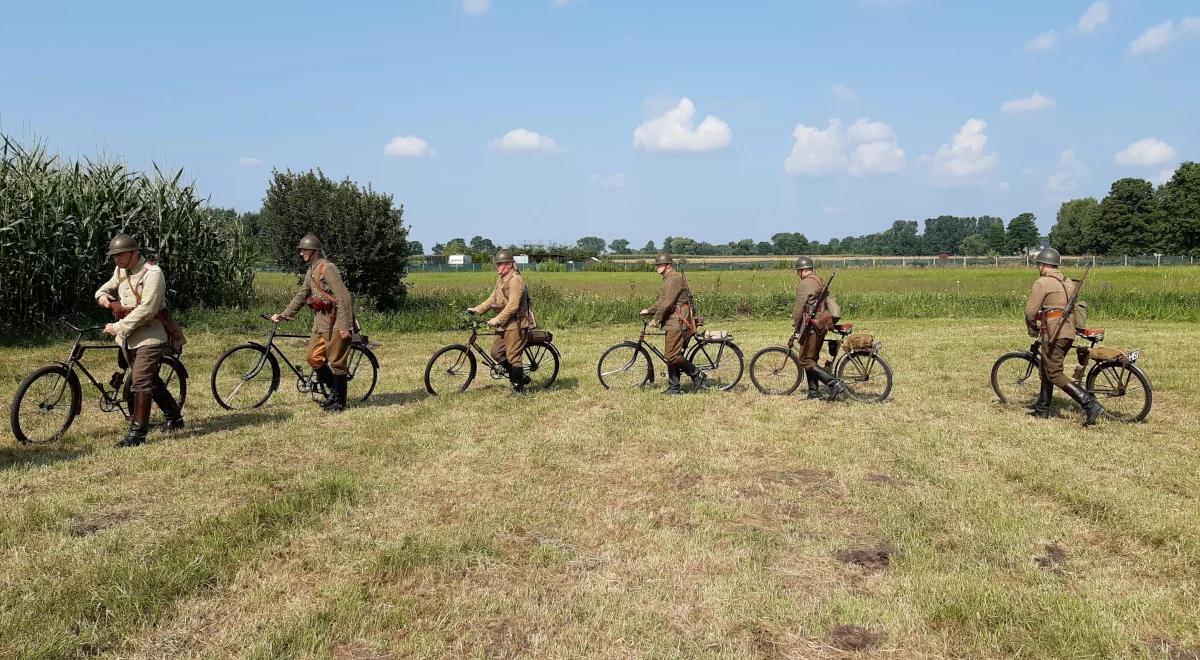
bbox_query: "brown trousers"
[307,332,351,375]
[1039,337,1074,388]
[664,318,693,366]
[797,329,827,369]
[119,342,166,393]
[490,325,528,368]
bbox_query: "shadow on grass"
[357,389,432,408]
[0,441,91,471]
[160,409,294,441]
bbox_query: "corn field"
[0,135,256,335]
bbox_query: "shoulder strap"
[117,268,144,306]
[311,260,336,303]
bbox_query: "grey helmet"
[1034,247,1061,267]
[494,249,515,264]
[106,233,139,256]
[794,256,814,270]
[297,234,322,250]
[654,252,673,266]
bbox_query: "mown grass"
[1,316,1197,657]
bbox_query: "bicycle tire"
[10,364,81,445]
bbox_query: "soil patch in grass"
[827,624,887,651]
[836,542,894,571]
[1034,543,1068,573]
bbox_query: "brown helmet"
[794,256,814,270]
[106,233,139,256]
[296,234,322,250]
[494,249,515,264]
[1034,247,1060,267]
[654,251,673,266]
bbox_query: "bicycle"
[596,316,744,391]
[9,320,188,444]
[424,318,561,395]
[748,322,893,401]
[990,327,1152,422]
[210,314,379,410]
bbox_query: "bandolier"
[278,234,355,412]
[1024,248,1104,425]
[644,252,708,394]
[95,233,184,447]
[792,256,848,400]
[469,249,536,395]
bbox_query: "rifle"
[796,270,836,341]
[1047,263,1091,342]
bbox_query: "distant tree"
[662,236,674,253]
[640,240,657,254]
[576,236,607,254]
[756,241,774,255]
[609,238,630,254]
[1006,213,1040,254]
[1049,198,1099,254]
[1157,162,1200,255]
[981,218,1008,254]
[442,238,469,254]
[408,240,424,255]
[1095,178,1156,255]
[960,234,990,256]
[770,232,809,255]
[670,237,699,254]
[469,236,496,253]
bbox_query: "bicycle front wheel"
[686,340,743,391]
[597,341,652,390]
[523,342,561,391]
[346,344,379,402]
[425,345,476,395]
[991,352,1039,406]
[1086,362,1152,422]
[835,351,893,402]
[10,365,81,445]
[748,346,802,395]
[211,344,279,410]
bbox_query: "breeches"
[1039,338,1074,388]
[798,330,827,369]
[120,343,166,393]
[664,319,693,366]
[307,332,351,374]
[490,326,528,368]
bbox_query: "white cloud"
[237,157,263,167]
[1154,166,1178,185]
[1077,2,1110,33]
[832,83,859,104]
[590,173,633,188]
[1046,148,1086,194]
[998,181,1011,191]
[784,117,905,177]
[383,136,434,158]
[633,98,732,153]
[1114,138,1176,166]
[491,128,563,153]
[462,0,489,15]
[1001,91,1056,114]
[932,118,999,180]
[1025,30,1058,51]
[1130,17,1200,54]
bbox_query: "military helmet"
[296,234,322,250]
[794,256,814,270]
[494,249,515,264]
[1034,247,1061,267]
[106,233,139,256]
[654,252,673,266]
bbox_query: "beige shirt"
[94,258,167,349]
[471,270,534,329]
[1025,270,1078,340]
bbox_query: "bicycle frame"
[461,320,518,377]
[54,325,132,416]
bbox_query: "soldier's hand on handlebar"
[648,319,660,328]
[270,313,283,323]
[466,308,478,316]
[102,323,118,336]
[639,308,650,316]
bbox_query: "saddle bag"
[1088,346,1129,363]
[528,328,554,344]
[844,334,875,351]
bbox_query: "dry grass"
[1,319,1198,657]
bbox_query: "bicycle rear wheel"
[10,365,81,445]
[748,346,802,395]
[346,344,379,402]
[686,340,743,391]
[991,352,1039,406]
[835,351,893,402]
[1086,362,1152,422]
[523,342,560,390]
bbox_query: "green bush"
[0,135,255,334]
[260,169,411,310]
[536,260,567,272]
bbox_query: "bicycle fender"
[45,362,84,416]
[164,355,190,379]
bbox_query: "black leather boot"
[1063,382,1104,426]
[314,364,335,406]
[682,361,709,390]
[805,368,821,399]
[509,367,528,396]
[1028,378,1053,418]
[661,365,683,395]
[116,392,151,447]
[811,366,849,400]
[324,374,348,412]
[151,381,185,431]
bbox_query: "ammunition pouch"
[109,303,186,354]
[305,296,336,314]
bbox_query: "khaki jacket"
[471,270,534,329]
[793,274,841,329]
[647,269,695,326]
[94,258,167,349]
[282,258,354,334]
[1025,270,1078,340]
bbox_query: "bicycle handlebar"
[62,319,102,333]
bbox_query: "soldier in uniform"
[272,234,355,412]
[1025,248,1104,425]
[793,256,848,400]
[468,249,535,395]
[640,252,708,394]
[95,233,184,447]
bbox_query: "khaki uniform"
[1025,270,1079,387]
[647,270,695,366]
[95,258,168,392]
[792,274,841,369]
[471,270,534,368]
[282,258,355,375]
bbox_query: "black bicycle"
[991,327,1151,422]
[596,316,743,391]
[9,321,188,444]
[210,314,379,409]
[749,323,893,401]
[424,318,561,395]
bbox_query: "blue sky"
[2,1,1196,249]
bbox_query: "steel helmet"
[494,249,515,264]
[297,234,322,250]
[654,252,673,266]
[106,233,139,256]
[794,256,814,270]
[1034,247,1061,267]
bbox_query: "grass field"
[2,312,1198,657]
